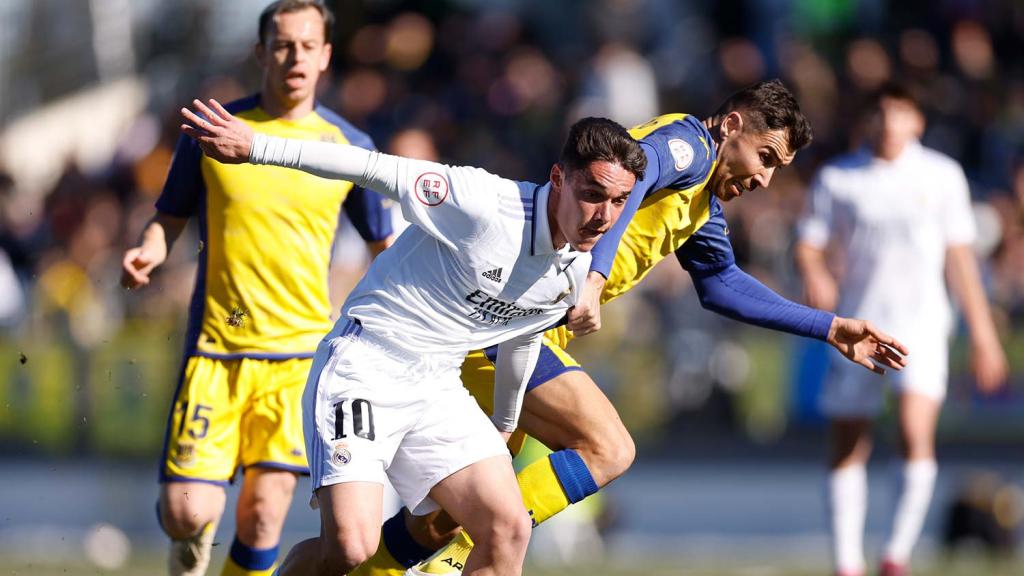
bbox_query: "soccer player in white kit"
[180,98,647,576]
[795,83,1008,576]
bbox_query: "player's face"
[549,161,635,252]
[711,112,794,202]
[257,7,332,110]
[868,97,924,161]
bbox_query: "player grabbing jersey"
[180,98,647,576]
[350,82,910,576]
[120,3,393,576]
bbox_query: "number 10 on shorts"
[333,398,375,441]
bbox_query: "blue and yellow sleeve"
[155,133,204,217]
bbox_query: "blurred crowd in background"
[1,0,1023,458]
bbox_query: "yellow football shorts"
[461,333,582,456]
[160,356,311,484]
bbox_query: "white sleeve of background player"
[250,133,497,247]
[941,163,977,246]
[492,332,544,433]
[796,170,834,248]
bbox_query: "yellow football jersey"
[158,96,392,358]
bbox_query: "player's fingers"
[861,357,885,375]
[875,344,907,368]
[191,99,222,126]
[181,123,201,139]
[208,98,233,122]
[866,325,910,355]
[120,264,148,289]
[181,109,213,133]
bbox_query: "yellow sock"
[517,454,571,526]
[347,543,407,576]
[417,531,473,574]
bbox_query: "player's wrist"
[825,316,841,343]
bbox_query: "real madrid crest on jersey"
[332,441,352,466]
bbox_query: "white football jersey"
[341,159,587,360]
[798,141,976,339]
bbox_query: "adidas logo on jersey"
[482,268,503,282]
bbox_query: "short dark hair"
[714,79,813,153]
[869,81,922,110]
[559,117,647,182]
[258,0,334,45]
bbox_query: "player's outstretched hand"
[120,245,163,289]
[180,99,254,164]
[826,317,909,374]
[568,271,606,337]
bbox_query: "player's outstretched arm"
[120,212,188,289]
[825,317,909,374]
[180,99,410,206]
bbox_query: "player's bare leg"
[222,468,298,575]
[880,392,940,576]
[160,481,227,576]
[388,369,632,576]
[518,369,635,487]
[827,418,872,576]
[277,482,383,576]
[427,454,532,576]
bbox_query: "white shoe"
[168,523,216,576]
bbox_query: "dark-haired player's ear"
[722,111,743,139]
[549,164,564,191]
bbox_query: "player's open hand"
[826,317,909,374]
[180,99,253,164]
[568,271,606,336]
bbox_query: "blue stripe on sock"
[229,536,279,571]
[381,509,434,568]
[548,449,599,504]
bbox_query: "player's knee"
[470,507,531,560]
[320,532,378,573]
[577,422,635,484]
[236,496,287,544]
[159,500,207,539]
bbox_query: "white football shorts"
[303,319,510,515]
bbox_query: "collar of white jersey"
[530,182,560,256]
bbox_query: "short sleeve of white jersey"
[797,171,834,248]
[939,161,977,247]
